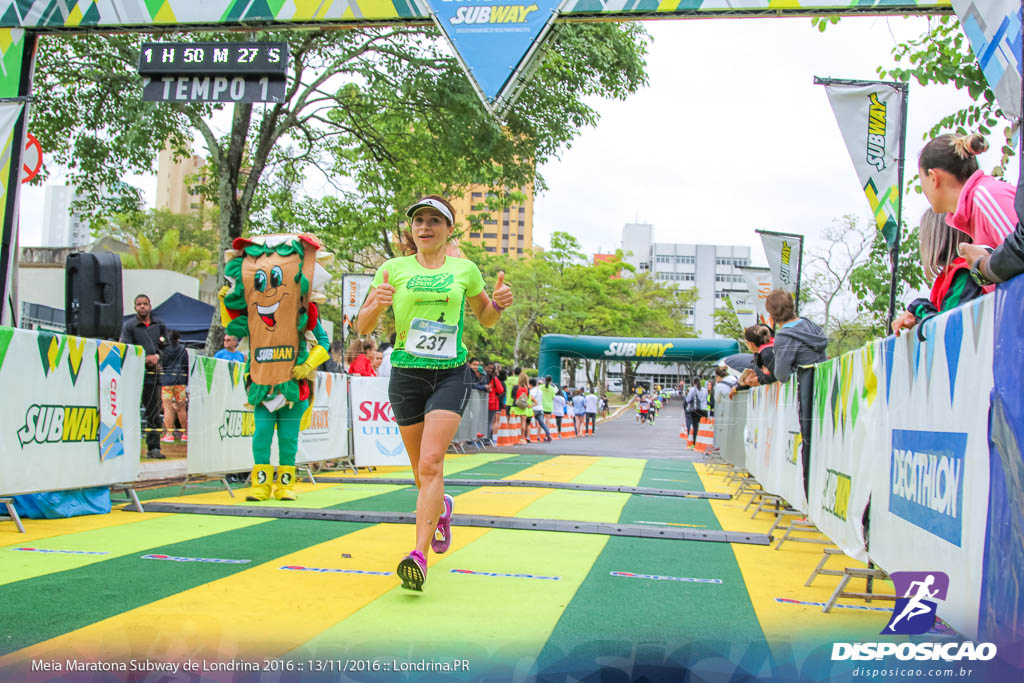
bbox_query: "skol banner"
[818,79,906,248]
[0,326,142,496]
[350,375,408,467]
[807,340,886,562]
[757,229,803,295]
[738,266,772,324]
[869,295,994,639]
[952,0,1022,123]
[743,378,807,513]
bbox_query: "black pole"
[886,82,910,332]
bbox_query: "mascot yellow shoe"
[246,464,274,501]
[274,465,298,501]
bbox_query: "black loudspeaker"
[65,252,123,339]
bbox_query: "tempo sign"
[138,42,288,103]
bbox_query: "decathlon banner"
[186,353,254,475]
[714,393,747,469]
[292,371,349,465]
[743,378,806,512]
[757,229,803,295]
[350,375,408,467]
[427,0,561,112]
[98,341,144,462]
[952,0,1022,123]
[869,295,994,639]
[807,341,886,562]
[818,78,907,248]
[0,327,142,496]
[738,266,772,324]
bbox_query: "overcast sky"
[532,15,1018,264]
[19,13,1019,269]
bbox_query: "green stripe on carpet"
[0,454,555,656]
[534,459,766,675]
[286,457,634,665]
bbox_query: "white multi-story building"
[41,184,90,248]
[621,222,751,338]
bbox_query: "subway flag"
[756,229,803,296]
[818,79,907,249]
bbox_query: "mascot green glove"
[220,233,332,501]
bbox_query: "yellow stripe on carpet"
[0,456,600,663]
[694,463,891,643]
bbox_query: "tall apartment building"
[621,222,751,338]
[448,185,534,256]
[155,146,210,217]
[41,184,90,248]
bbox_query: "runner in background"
[356,195,514,592]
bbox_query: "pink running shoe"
[432,494,454,554]
[397,550,427,591]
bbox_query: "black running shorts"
[388,364,473,427]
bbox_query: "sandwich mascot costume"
[219,233,331,501]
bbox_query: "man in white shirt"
[529,379,552,442]
[584,388,599,435]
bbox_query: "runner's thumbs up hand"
[492,270,513,310]
[375,269,395,308]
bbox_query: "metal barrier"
[452,389,490,451]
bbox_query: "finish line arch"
[0,0,968,324]
[538,334,740,383]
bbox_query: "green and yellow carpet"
[0,452,898,681]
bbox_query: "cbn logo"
[866,93,887,171]
[450,4,539,24]
[254,345,295,363]
[17,405,99,447]
[219,410,255,439]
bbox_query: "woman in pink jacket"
[918,133,1017,248]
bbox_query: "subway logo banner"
[819,80,906,249]
[0,326,142,496]
[428,0,562,113]
[187,354,349,476]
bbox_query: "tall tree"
[849,224,927,336]
[803,214,874,333]
[30,24,650,351]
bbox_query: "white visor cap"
[406,198,453,225]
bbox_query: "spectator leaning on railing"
[766,289,827,497]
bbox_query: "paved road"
[484,397,702,460]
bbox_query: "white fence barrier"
[0,327,143,496]
[186,353,349,475]
[739,294,996,639]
